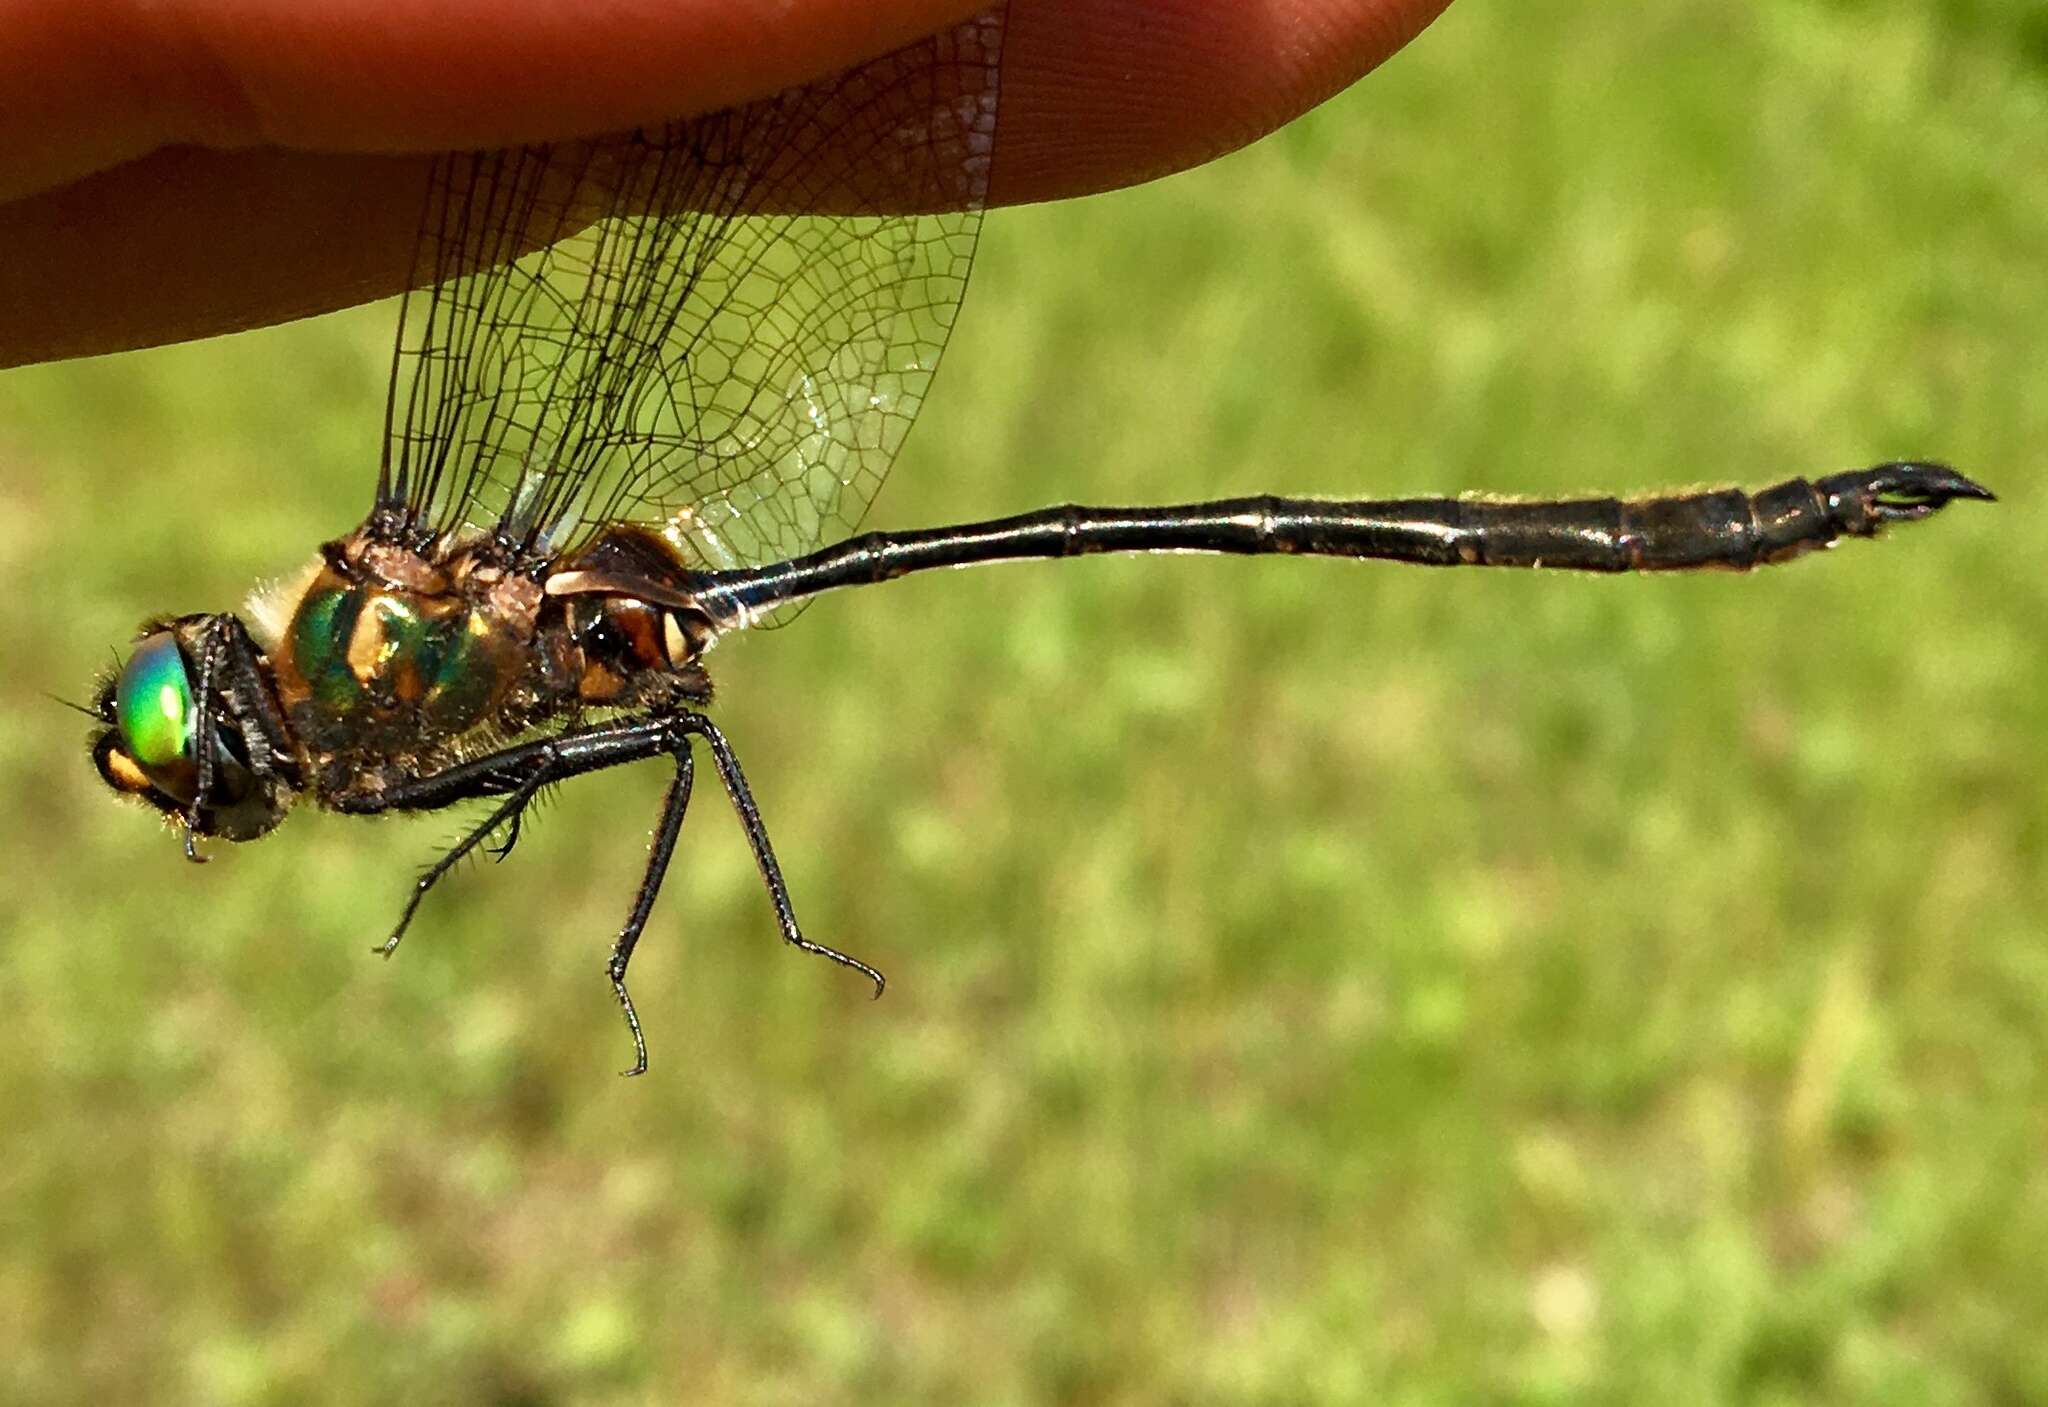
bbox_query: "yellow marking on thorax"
[345,594,413,682]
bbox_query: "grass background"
[2,0,2043,1401]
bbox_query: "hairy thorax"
[251,525,714,807]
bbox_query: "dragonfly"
[83,11,1991,1073]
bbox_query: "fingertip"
[993,0,1453,203]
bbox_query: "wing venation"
[379,10,1002,588]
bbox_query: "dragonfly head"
[90,617,295,844]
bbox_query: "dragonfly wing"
[379,9,1002,597]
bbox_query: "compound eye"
[112,632,199,802]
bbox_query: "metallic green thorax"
[286,583,504,733]
[287,586,362,713]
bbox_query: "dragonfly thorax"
[267,538,549,763]
[259,526,711,802]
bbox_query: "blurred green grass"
[2,1,2044,1402]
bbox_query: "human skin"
[0,0,1452,367]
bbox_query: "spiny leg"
[683,713,885,998]
[179,615,294,862]
[181,624,225,863]
[378,769,551,958]
[327,714,880,1069]
[203,614,294,783]
[607,743,695,1077]
[486,807,527,862]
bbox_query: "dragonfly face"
[92,617,298,844]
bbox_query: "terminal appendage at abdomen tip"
[1827,461,1996,525]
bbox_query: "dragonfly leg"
[328,712,878,1069]
[331,725,664,955]
[608,742,694,1077]
[185,619,223,849]
[204,614,294,781]
[378,768,552,959]
[486,808,525,862]
[681,713,886,999]
[176,614,297,858]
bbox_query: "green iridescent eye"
[115,632,197,775]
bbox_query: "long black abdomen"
[691,462,1992,624]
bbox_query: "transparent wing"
[378,9,1001,581]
